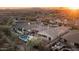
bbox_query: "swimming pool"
[19,35,29,42]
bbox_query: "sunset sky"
[0,0,79,7]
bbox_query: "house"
[61,30,79,45]
[37,26,71,41]
[38,28,58,41]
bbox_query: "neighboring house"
[37,26,71,41]
[61,30,79,44]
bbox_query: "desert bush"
[27,37,46,50]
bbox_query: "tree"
[26,37,46,50]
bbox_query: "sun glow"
[67,6,79,10]
[67,7,79,10]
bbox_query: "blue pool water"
[19,35,29,42]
